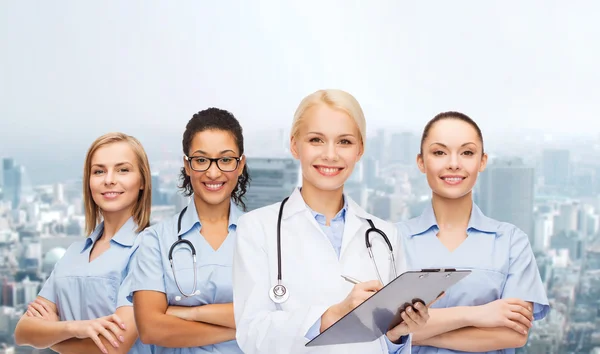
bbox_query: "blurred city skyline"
[2,1,600,353]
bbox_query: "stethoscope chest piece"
[268,195,396,304]
[269,284,289,303]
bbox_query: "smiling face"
[183,129,245,208]
[417,118,487,200]
[89,141,143,218]
[291,104,363,193]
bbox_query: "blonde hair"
[83,132,152,235]
[290,89,367,147]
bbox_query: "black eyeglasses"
[184,155,241,172]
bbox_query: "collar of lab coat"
[282,187,375,259]
[282,187,371,221]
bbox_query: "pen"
[341,275,361,285]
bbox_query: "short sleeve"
[384,334,409,354]
[37,246,70,305]
[305,318,321,340]
[126,227,166,302]
[117,241,142,308]
[502,227,550,321]
[38,266,58,304]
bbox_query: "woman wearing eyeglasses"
[128,108,249,354]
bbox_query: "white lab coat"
[232,188,411,354]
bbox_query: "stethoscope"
[269,197,398,304]
[169,206,201,301]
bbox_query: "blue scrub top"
[397,202,550,354]
[39,217,152,354]
[128,197,244,354]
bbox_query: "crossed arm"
[166,302,236,329]
[411,300,533,352]
[133,290,236,348]
[14,296,138,354]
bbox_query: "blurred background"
[1,1,599,353]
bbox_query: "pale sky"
[1,1,599,182]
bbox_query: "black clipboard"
[305,268,471,347]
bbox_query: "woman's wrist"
[63,320,78,338]
[320,304,343,331]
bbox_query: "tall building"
[362,157,379,187]
[0,157,7,188]
[389,132,419,165]
[244,157,299,211]
[551,230,583,261]
[365,129,387,163]
[151,172,165,206]
[533,212,553,253]
[2,158,14,175]
[344,161,368,209]
[2,158,16,207]
[53,183,65,204]
[2,158,32,209]
[1,281,16,307]
[542,149,570,188]
[477,158,535,238]
[554,202,579,235]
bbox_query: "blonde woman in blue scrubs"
[129,108,248,354]
[15,132,154,354]
[397,112,549,353]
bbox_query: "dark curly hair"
[179,108,251,211]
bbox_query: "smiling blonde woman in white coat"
[232,89,432,354]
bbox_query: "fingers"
[27,304,43,318]
[347,280,382,309]
[406,305,428,327]
[35,298,53,313]
[108,313,126,330]
[505,298,531,311]
[90,334,108,354]
[413,302,430,322]
[504,318,528,335]
[400,309,419,329]
[356,280,384,292]
[509,304,534,322]
[102,319,125,343]
[507,310,533,328]
[95,322,120,349]
[29,302,47,314]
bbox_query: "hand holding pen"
[320,276,383,331]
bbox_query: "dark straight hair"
[419,111,484,155]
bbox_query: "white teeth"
[443,177,463,182]
[205,183,224,190]
[318,167,339,174]
[104,192,120,196]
